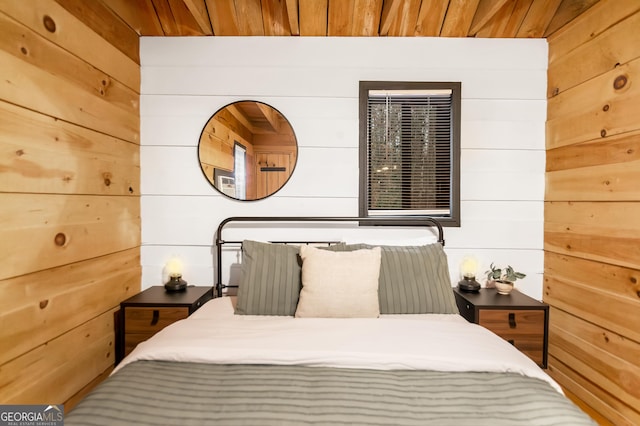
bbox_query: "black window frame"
[358,81,461,227]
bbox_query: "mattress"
[66,297,594,425]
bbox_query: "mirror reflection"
[198,101,298,200]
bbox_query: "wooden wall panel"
[0,248,140,365]
[0,194,140,280]
[545,5,640,424]
[546,57,640,149]
[0,102,139,195]
[548,10,640,96]
[1,49,139,143]
[0,310,116,404]
[0,0,140,407]
[0,0,140,91]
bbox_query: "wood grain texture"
[55,0,140,63]
[440,0,479,37]
[101,0,164,35]
[0,0,140,91]
[64,367,113,412]
[414,0,448,36]
[544,252,640,340]
[0,310,117,404]
[545,10,640,415]
[548,10,640,97]
[516,0,563,38]
[0,194,140,280]
[0,12,139,116]
[546,130,640,172]
[549,317,640,415]
[544,201,640,269]
[299,0,328,36]
[0,248,140,365]
[0,0,141,408]
[0,101,140,195]
[543,0,599,37]
[546,58,640,149]
[547,0,640,65]
[1,49,139,143]
[548,355,636,426]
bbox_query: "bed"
[66,217,595,425]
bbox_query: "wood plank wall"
[545,1,640,424]
[0,0,141,408]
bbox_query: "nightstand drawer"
[479,309,545,365]
[124,307,189,333]
[117,286,214,364]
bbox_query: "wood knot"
[20,46,28,55]
[39,300,49,309]
[552,87,559,96]
[43,15,56,33]
[16,149,24,156]
[631,276,637,284]
[613,75,627,90]
[54,232,66,246]
[602,104,609,112]
[128,186,134,193]
[603,180,610,186]
[600,129,607,137]
[603,334,609,343]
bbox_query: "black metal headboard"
[215,216,445,297]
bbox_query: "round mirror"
[198,101,298,200]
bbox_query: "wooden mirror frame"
[198,101,298,201]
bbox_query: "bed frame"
[215,216,445,297]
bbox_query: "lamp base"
[457,276,481,292]
[165,275,187,292]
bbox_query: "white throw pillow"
[295,245,381,318]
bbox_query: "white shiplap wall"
[140,37,547,300]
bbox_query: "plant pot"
[494,280,514,295]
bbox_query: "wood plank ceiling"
[101,0,599,40]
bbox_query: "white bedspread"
[117,297,562,393]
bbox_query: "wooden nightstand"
[116,286,213,364]
[453,287,549,368]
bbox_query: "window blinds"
[366,89,453,216]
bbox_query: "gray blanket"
[67,361,595,425]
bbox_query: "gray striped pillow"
[332,243,458,314]
[235,240,301,316]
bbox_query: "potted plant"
[485,263,526,295]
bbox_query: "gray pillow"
[333,243,458,314]
[235,240,301,316]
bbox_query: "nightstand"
[116,286,213,364]
[453,288,549,368]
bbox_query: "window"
[234,142,247,200]
[359,81,461,226]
